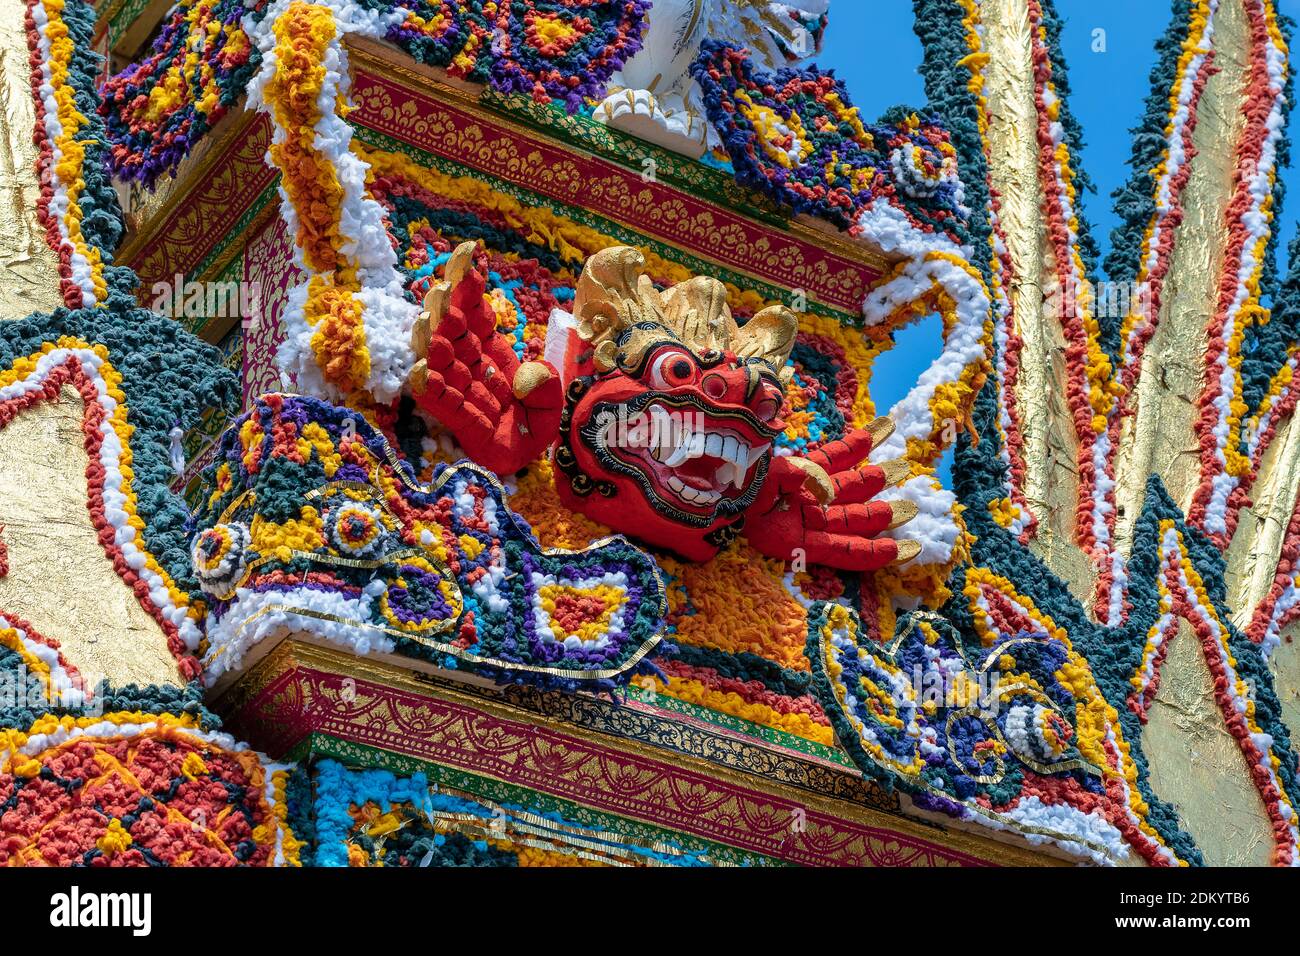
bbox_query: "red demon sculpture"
[410,243,919,570]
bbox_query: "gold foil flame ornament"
[573,246,797,375]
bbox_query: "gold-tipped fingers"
[887,499,919,529]
[513,362,553,400]
[414,280,453,358]
[787,457,835,506]
[411,312,431,358]
[893,539,922,564]
[409,358,428,394]
[879,457,911,487]
[422,280,450,318]
[445,241,477,287]
[866,415,895,448]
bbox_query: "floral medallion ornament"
[193,393,668,691]
[192,523,254,595]
[1004,702,1074,765]
[890,141,958,201]
[378,556,460,633]
[324,499,395,559]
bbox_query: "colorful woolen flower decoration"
[691,40,968,242]
[1004,702,1074,765]
[97,0,265,187]
[484,0,651,111]
[378,557,460,633]
[27,0,121,308]
[195,394,669,692]
[325,500,393,559]
[98,0,650,187]
[29,0,1300,870]
[191,522,254,595]
[0,714,300,867]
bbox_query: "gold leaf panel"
[1144,618,1273,866]
[0,386,182,689]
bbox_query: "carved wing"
[705,0,830,65]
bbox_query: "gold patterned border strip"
[216,637,1064,866]
[342,40,886,271]
[346,63,882,315]
[117,109,278,308]
[219,636,895,807]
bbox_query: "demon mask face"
[550,247,797,560]
[410,241,919,572]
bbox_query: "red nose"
[699,365,752,406]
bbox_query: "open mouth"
[581,394,774,524]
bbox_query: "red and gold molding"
[118,47,886,321]
[215,637,1061,867]
[348,64,882,314]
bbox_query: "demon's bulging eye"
[648,348,699,389]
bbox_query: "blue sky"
[815,0,1300,460]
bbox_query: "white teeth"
[666,473,721,505]
[649,406,674,461]
[664,438,693,468]
[665,431,705,467]
[607,402,773,502]
[715,460,747,491]
[721,435,741,467]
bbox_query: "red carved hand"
[745,418,920,571]
[409,242,564,476]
